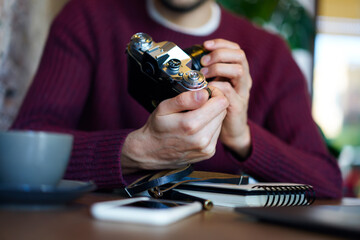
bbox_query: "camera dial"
[167,58,181,74]
[182,70,207,90]
[130,32,153,51]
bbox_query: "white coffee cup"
[0,131,73,187]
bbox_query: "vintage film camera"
[126,32,210,112]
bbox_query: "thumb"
[156,89,209,115]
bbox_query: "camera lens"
[184,45,209,71]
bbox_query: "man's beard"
[159,0,208,13]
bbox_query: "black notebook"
[173,182,315,207]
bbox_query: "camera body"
[126,33,209,112]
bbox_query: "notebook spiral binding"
[251,185,315,207]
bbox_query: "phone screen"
[121,200,185,209]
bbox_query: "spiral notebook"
[172,182,315,207]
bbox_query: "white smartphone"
[90,197,202,226]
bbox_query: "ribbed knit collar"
[146,0,221,36]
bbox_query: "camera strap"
[117,164,248,198]
[119,165,194,197]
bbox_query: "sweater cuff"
[238,120,281,179]
[65,129,134,189]
[222,120,283,180]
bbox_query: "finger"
[201,48,248,67]
[156,86,228,134]
[187,108,226,151]
[201,63,245,89]
[173,87,228,134]
[199,112,224,152]
[204,122,222,157]
[203,39,240,51]
[155,89,210,116]
[172,114,224,165]
[151,107,226,168]
[209,81,246,110]
[209,81,237,99]
[149,116,225,168]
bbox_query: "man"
[12,0,342,198]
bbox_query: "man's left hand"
[201,39,252,158]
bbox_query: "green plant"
[217,0,315,51]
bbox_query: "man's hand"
[121,87,228,174]
[201,39,252,158]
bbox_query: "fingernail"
[204,40,214,47]
[202,55,211,64]
[200,67,208,75]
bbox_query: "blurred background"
[0,0,359,196]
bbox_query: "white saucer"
[0,180,96,206]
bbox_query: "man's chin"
[159,0,208,13]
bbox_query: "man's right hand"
[121,86,228,174]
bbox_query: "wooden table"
[0,193,358,240]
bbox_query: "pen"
[160,189,213,210]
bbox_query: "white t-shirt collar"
[146,0,221,36]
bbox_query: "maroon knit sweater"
[12,0,342,198]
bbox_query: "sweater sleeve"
[195,36,342,199]
[11,1,131,188]
[241,44,342,198]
